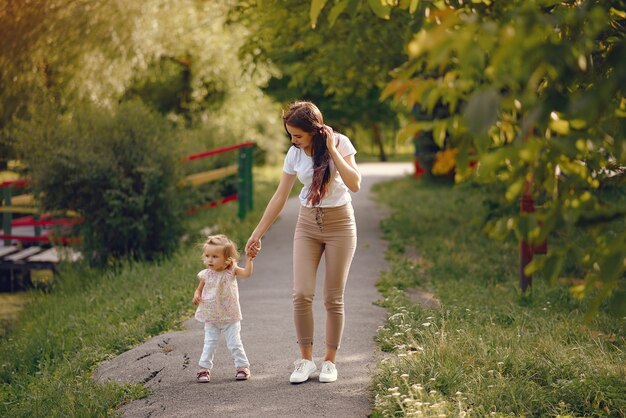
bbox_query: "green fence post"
[238,146,254,220]
[238,148,245,220]
[34,213,41,238]
[33,190,41,238]
[2,186,12,245]
[245,146,254,212]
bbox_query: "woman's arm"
[245,171,297,255]
[330,151,361,192]
[325,128,361,192]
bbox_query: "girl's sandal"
[235,367,250,380]
[196,369,210,383]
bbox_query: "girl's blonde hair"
[202,234,239,268]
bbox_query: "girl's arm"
[234,256,254,278]
[245,172,297,256]
[325,128,361,192]
[192,280,205,305]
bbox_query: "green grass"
[0,166,282,417]
[370,177,626,417]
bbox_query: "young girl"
[192,234,254,382]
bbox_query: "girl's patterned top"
[194,265,242,323]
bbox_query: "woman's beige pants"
[293,203,357,350]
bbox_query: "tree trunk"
[371,122,387,162]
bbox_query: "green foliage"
[237,0,418,159]
[14,100,184,264]
[111,0,285,160]
[124,57,193,116]
[315,0,626,315]
[0,0,285,164]
[371,177,626,417]
[1,0,288,262]
[0,0,138,123]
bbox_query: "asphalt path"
[94,162,413,418]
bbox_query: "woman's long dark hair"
[282,101,331,207]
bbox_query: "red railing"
[1,178,83,245]
[0,179,29,188]
[182,142,255,219]
[183,142,256,162]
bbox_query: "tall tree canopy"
[236,0,422,159]
[313,0,626,316]
[0,0,284,161]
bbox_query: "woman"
[245,101,361,384]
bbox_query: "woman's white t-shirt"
[283,133,357,208]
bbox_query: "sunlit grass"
[371,177,626,417]
[0,293,31,338]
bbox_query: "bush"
[16,100,184,264]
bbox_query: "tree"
[0,0,132,162]
[14,100,184,264]
[0,0,285,162]
[313,0,626,317]
[236,0,421,159]
[1,0,288,261]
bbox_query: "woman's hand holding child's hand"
[245,237,261,259]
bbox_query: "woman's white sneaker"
[318,360,337,383]
[289,359,317,383]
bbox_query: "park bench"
[1,178,82,289]
[0,244,82,290]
